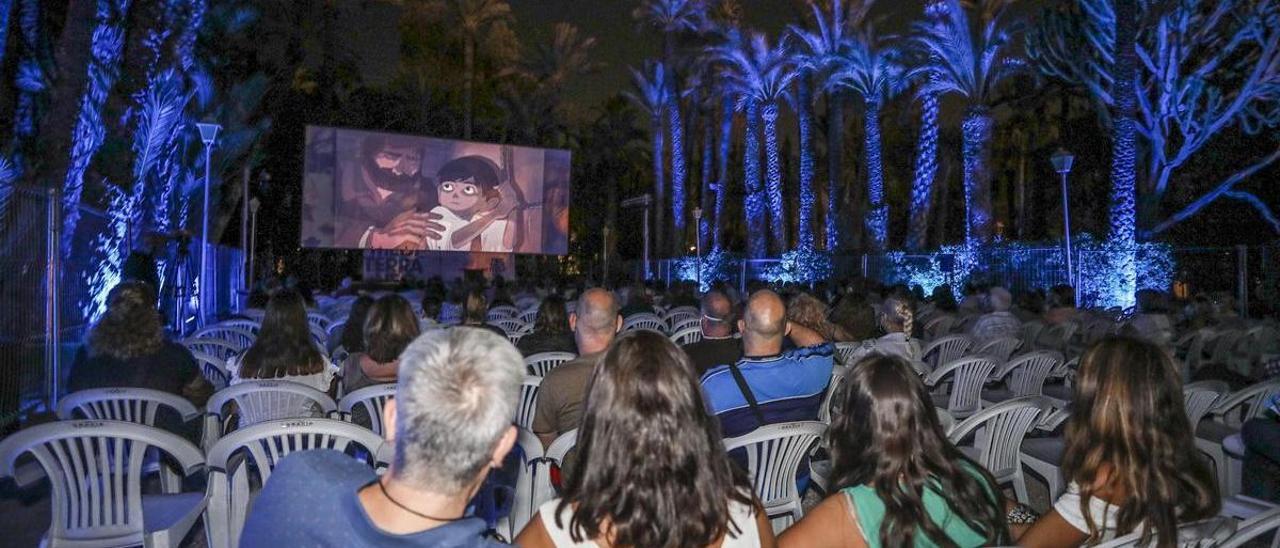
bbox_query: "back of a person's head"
[987,287,1012,312]
[243,289,322,378]
[786,292,830,335]
[419,295,443,322]
[535,295,569,334]
[700,290,733,332]
[574,288,620,339]
[1050,285,1076,308]
[463,289,487,324]
[742,290,786,342]
[392,328,522,494]
[88,281,164,360]
[878,297,914,335]
[831,355,1006,546]
[562,330,752,546]
[364,295,421,363]
[341,295,376,352]
[1064,336,1220,544]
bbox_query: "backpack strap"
[727,362,766,428]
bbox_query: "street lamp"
[1050,148,1075,287]
[196,121,221,326]
[693,207,703,292]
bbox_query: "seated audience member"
[829,293,878,342]
[682,290,743,377]
[787,292,842,342]
[618,282,656,318]
[419,294,443,329]
[517,331,775,547]
[931,284,959,314]
[341,294,420,394]
[1019,337,1220,547]
[844,297,921,365]
[958,284,986,315]
[69,281,212,406]
[1124,289,1175,347]
[968,286,1022,345]
[239,328,521,547]
[779,355,1008,548]
[516,295,577,356]
[1014,290,1046,322]
[1042,285,1078,326]
[1241,398,1280,503]
[532,288,621,470]
[335,295,375,353]
[700,289,832,439]
[228,289,339,406]
[460,288,508,338]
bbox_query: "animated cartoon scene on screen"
[300,126,571,255]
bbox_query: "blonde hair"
[879,297,914,336]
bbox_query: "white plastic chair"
[1183,381,1228,426]
[621,313,665,333]
[670,316,703,335]
[1092,515,1235,548]
[219,319,261,335]
[524,351,575,377]
[516,376,542,431]
[203,381,338,451]
[487,305,521,321]
[183,338,241,361]
[947,396,1050,504]
[509,428,546,540]
[833,342,862,366]
[670,326,703,346]
[491,318,528,336]
[664,307,700,331]
[920,334,973,372]
[924,315,957,341]
[205,418,390,548]
[1196,379,1280,496]
[1038,322,1078,353]
[0,420,207,548]
[337,383,398,436]
[982,351,1063,406]
[1022,320,1047,350]
[191,326,255,353]
[306,311,333,333]
[57,387,201,438]
[1219,506,1280,548]
[325,320,346,349]
[1176,329,1217,372]
[723,421,827,532]
[518,308,539,325]
[970,336,1021,363]
[924,357,998,419]
[192,350,229,389]
[526,428,578,518]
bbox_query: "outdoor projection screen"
[301,126,571,254]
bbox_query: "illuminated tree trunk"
[0,0,12,72]
[864,98,887,252]
[825,93,843,251]
[762,101,786,254]
[907,93,940,250]
[668,88,686,255]
[715,94,732,252]
[700,99,714,250]
[649,109,666,262]
[744,101,766,258]
[960,106,995,248]
[1108,0,1139,309]
[796,76,816,249]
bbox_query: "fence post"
[1237,245,1248,318]
[45,188,62,408]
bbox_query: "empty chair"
[192,350,230,389]
[1219,506,1280,548]
[669,325,703,346]
[183,337,241,361]
[924,356,998,419]
[621,313,665,333]
[337,383,397,435]
[57,387,201,429]
[1196,378,1280,496]
[969,336,1021,363]
[491,317,528,336]
[524,351,575,377]
[487,305,521,321]
[516,376,542,431]
[0,420,206,548]
[203,380,338,450]
[946,396,1050,503]
[205,418,390,548]
[723,421,826,531]
[191,325,256,352]
[920,334,973,371]
[982,351,1063,406]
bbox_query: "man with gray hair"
[969,286,1022,345]
[532,288,620,459]
[680,289,742,377]
[240,328,522,547]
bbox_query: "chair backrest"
[947,396,1050,480]
[219,319,261,334]
[818,366,848,424]
[325,320,346,345]
[1092,515,1236,548]
[192,325,256,352]
[306,311,333,332]
[524,351,576,377]
[1208,329,1247,365]
[518,308,539,325]
[0,420,203,547]
[206,380,338,434]
[971,336,1022,363]
[1183,381,1228,426]
[56,387,201,427]
[622,313,665,333]
[512,428,547,537]
[926,357,998,417]
[205,418,389,548]
[670,326,703,346]
[1219,506,1280,548]
[330,345,351,367]
[516,376,542,431]
[921,335,973,370]
[1211,379,1280,427]
[183,337,241,361]
[833,342,862,367]
[337,383,398,436]
[665,308,700,331]
[670,316,703,335]
[491,318,528,336]
[723,421,827,523]
[994,351,1063,398]
[192,350,229,389]
[1040,322,1079,352]
[1022,321,1047,349]
[487,305,522,321]
[925,315,957,341]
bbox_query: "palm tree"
[1109,0,1140,307]
[827,21,904,252]
[626,61,670,259]
[789,0,857,251]
[910,0,1025,247]
[905,0,947,251]
[431,0,512,140]
[717,32,795,254]
[500,22,602,144]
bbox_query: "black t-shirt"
[682,337,743,378]
[516,331,577,357]
[68,341,202,399]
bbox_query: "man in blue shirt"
[701,289,833,438]
[240,327,523,547]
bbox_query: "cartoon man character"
[425,155,520,253]
[333,133,445,249]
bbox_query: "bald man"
[531,288,621,452]
[699,289,833,439]
[681,290,743,377]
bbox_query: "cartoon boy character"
[426,155,519,252]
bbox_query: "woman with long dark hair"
[1019,337,1219,547]
[340,294,420,393]
[515,295,576,356]
[517,330,774,547]
[335,295,374,353]
[228,289,336,397]
[779,354,1008,547]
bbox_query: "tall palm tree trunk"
[796,76,816,249]
[0,0,12,73]
[649,111,666,262]
[744,101,767,258]
[762,102,786,254]
[907,93,940,250]
[825,93,843,251]
[716,95,733,252]
[668,91,686,256]
[864,98,887,252]
[1108,0,1139,307]
[960,106,995,247]
[700,101,714,250]
[464,36,475,139]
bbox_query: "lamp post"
[196,122,221,326]
[1050,148,1075,287]
[601,225,611,285]
[694,207,703,292]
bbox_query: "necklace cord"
[372,479,465,523]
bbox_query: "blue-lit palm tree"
[827,22,905,252]
[717,32,796,255]
[910,0,1025,248]
[788,0,857,251]
[626,61,670,260]
[905,0,948,250]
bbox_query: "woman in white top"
[516,330,775,548]
[1018,337,1219,547]
[227,289,338,421]
[845,297,921,365]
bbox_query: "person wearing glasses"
[680,290,742,377]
